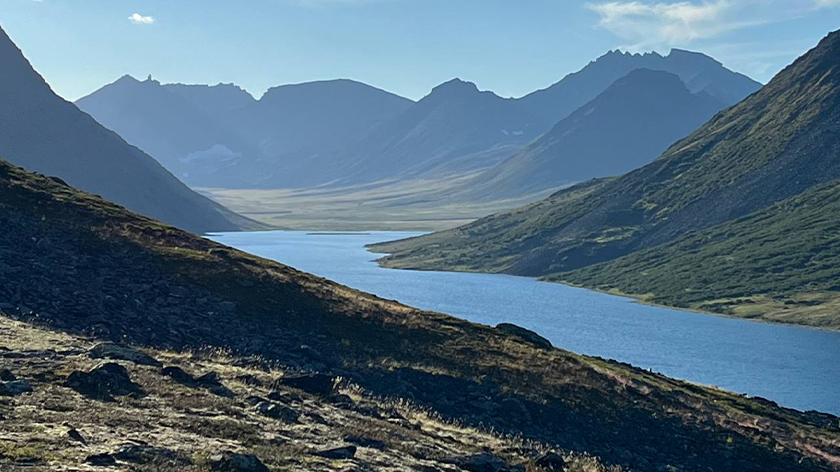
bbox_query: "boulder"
[0,379,32,396]
[275,372,336,396]
[85,453,116,466]
[161,365,199,386]
[88,342,162,366]
[196,371,235,398]
[64,362,144,401]
[313,445,357,459]
[534,452,565,471]
[495,323,552,350]
[207,451,269,472]
[255,401,299,423]
[0,368,17,381]
[442,453,507,472]
[112,443,192,465]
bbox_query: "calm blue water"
[209,230,840,415]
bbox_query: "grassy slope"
[556,177,840,329]
[371,30,840,328]
[2,158,840,472]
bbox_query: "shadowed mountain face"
[0,26,253,233]
[518,48,761,126]
[372,30,840,328]
[76,76,263,187]
[261,79,548,188]
[464,69,726,199]
[229,79,414,158]
[1,157,838,472]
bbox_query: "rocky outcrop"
[208,451,269,472]
[64,362,144,401]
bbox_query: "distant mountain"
[0,25,254,233]
[464,69,725,199]
[164,81,256,116]
[228,79,414,158]
[76,76,262,187]
[372,29,840,329]
[517,48,761,126]
[261,78,548,188]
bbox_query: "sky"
[1,0,839,102]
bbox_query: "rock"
[112,443,192,465]
[89,342,162,366]
[343,434,386,449]
[442,453,507,472]
[255,401,299,423]
[267,390,302,403]
[331,393,356,408]
[85,453,116,466]
[0,379,33,396]
[207,451,269,472]
[0,368,16,381]
[275,372,336,396]
[495,323,552,350]
[64,362,144,401]
[197,371,235,398]
[534,452,565,471]
[245,395,269,406]
[161,366,198,386]
[67,427,88,445]
[313,445,357,459]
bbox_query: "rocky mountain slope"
[371,29,840,329]
[1,315,619,472]
[517,48,760,126]
[463,69,725,199]
[1,156,839,471]
[0,25,254,234]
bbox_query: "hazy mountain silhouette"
[465,69,725,199]
[76,76,263,187]
[373,30,840,327]
[228,79,414,158]
[517,48,761,126]
[165,81,256,115]
[261,78,547,188]
[0,25,254,232]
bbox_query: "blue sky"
[1,0,838,101]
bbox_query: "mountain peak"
[666,48,722,67]
[429,78,480,96]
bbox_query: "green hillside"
[372,29,840,329]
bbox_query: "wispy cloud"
[584,0,823,51]
[128,13,155,25]
[815,0,840,8]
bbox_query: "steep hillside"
[1,157,838,471]
[0,25,253,233]
[372,30,840,327]
[517,48,760,125]
[76,76,263,187]
[466,69,725,199]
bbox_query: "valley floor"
[199,180,555,231]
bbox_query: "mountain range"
[372,29,840,330]
[77,48,761,198]
[0,26,253,233]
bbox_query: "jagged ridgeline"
[1,158,839,470]
[372,29,840,329]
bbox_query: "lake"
[209,230,840,415]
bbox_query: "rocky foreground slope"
[1,158,839,471]
[0,315,613,472]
